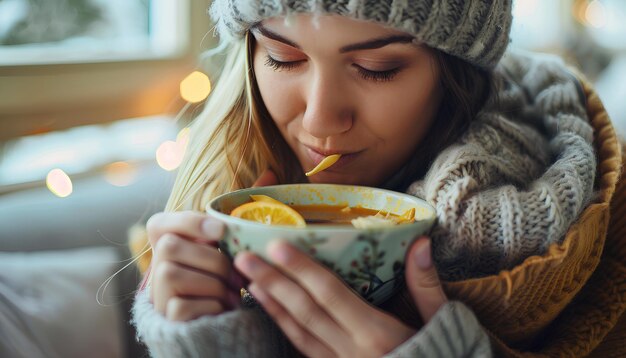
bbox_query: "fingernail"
[247,283,266,303]
[268,240,291,264]
[234,252,259,274]
[202,219,224,239]
[415,238,432,270]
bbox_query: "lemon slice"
[230,201,306,227]
[305,154,341,176]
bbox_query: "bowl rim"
[206,183,436,233]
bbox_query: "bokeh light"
[573,0,608,28]
[585,0,607,28]
[46,169,73,197]
[156,127,190,171]
[104,161,137,187]
[180,71,211,103]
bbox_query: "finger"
[146,212,224,247]
[265,240,372,332]
[405,237,447,323]
[235,252,351,354]
[166,297,225,321]
[247,283,336,358]
[153,233,231,281]
[152,261,239,313]
[252,169,278,187]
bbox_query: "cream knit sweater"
[132,51,596,357]
[409,50,596,281]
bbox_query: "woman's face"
[252,15,442,186]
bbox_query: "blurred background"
[1,0,625,197]
[0,0,624,357]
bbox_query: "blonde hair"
[129,34,305,277]
[166,33,297,213]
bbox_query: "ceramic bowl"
[207,184,436,305]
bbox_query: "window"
[2,0,624,195]
[0,0,188,65]
[0,0,212,141]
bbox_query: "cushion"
[0,247,124,358]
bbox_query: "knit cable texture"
[383,301,492,357]
[131,289,296,358]
[132,289,492,357]
[209,0,512,69]
[409,50,597,281]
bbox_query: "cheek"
[253,59,301,127]
[365,81,440,143]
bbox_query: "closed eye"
[353,65,401,82]
[264,55,401,83]
[264,56,302,71]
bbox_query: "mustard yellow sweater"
[383,55,626,357]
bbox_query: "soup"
[228,194,416,228]
[291,204,398,225]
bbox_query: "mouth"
[304,146,363,172]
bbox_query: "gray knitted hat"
[209,0,513,69]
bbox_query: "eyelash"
[264,55,400,83]
[264,56,301,72]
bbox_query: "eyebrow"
[252,24,301,49]
[252,24,415,52]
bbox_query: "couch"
[0,163,173,357]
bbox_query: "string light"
[156,127,190,171]
[585,0,607,28]
[104,161,137,187]
[180,71,211,103]
[573,0,608,28]
[46,169,73,197]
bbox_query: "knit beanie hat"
[209,0,513,69]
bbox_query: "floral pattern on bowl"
[207,184,436,305]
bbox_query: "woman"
[132,1,626,357]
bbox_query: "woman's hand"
[145,169,278,321]
[403,236,448,323]
[234,237,447,357]
[147,211,242,321]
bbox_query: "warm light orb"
[104,161,137,187]
[46,169,73,198]
[180,71,211,103]
[156,141,181,171]
[585,0,607,28]
[156,127,190,171]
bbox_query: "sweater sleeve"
[384,301,492,358]
[131,289,294,358]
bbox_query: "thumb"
[405,236,447,323]
[252,169,278,187]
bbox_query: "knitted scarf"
[408,50,597,281]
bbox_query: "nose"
[301,69,353,138]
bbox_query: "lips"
[304,146,362,172]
